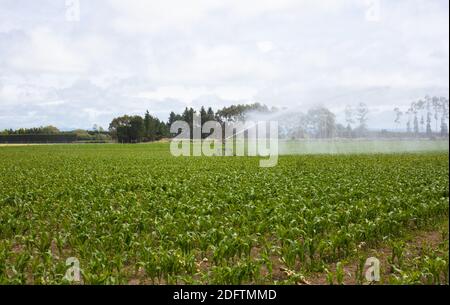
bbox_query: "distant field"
[278,139,449,155]
[0,142,448,284]
[2,139,448,154]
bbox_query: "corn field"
[0,144,448,284]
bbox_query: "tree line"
[109,103,272,142]
[0,125,111,143]
[276,103,370,139]
[0,125,61,135]
[1,98,448,144]
[108,102,369,142]
[108,112,170,143]
[393,96,449,137]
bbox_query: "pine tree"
[207,107,215,122]
[144,110,151,139]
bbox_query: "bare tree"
[440,97,449,136]
[411,102,420,136]
[425,96,433,136]
[406,107,412,134]
[345,105,354,137]
[356,103,369,131]
[420,115,424,133]
[432,96,440,132]
[394,107,403,130]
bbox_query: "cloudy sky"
[0,0,448,130]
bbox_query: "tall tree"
[129,116,145,142]
[406,107,413,134]
[206,107,215,122]
[345,105,355,137]
[413,115,419,135]
[432,96,440,132]
[167,111,182,127]
[306,107,336,138]
[144,110,151,139]
[355,103,369,136]
[393,107,403,130]
[440,97,449,137]
[420,115,424,133]
[109,115,145,143]
[200,106,207,123]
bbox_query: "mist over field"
[278,139,449,155]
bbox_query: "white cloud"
[0,84,21,104]
[9,27,87,73]
[257,41,274,53]
[0,0,448,129]
[108,0,220,33]
[135,85,258,103]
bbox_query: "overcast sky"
[0,0,448,130]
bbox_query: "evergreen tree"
[206,107,215,122]
[144,110,151,138]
